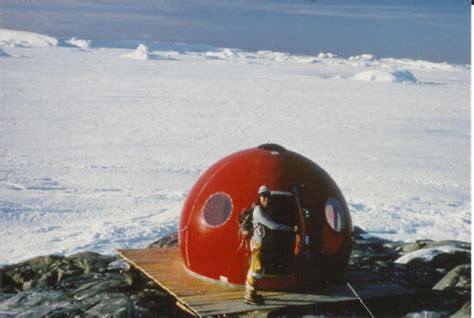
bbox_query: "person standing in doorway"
[244,185,297,305]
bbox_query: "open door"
[260,192,297,276]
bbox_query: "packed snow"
[0,29,470,265]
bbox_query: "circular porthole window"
[202,193,233,227]
[325,198,346,232]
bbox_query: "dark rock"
[430,252,470,271]
[451,302,471,318]
[107,259,130,271]
[1,270,16,293]
[404,310,451,317]
[58,268,82,284]
[433,264,470,291]
[11,272,24,286]
[395,241,471,272]
[55,268,65,284]
[42,306,84,318]
[0,251,174,317]
[402,250,470,271]
[137,288,164,301]
[72,273,128,301]
[85,293,134,317]
[41,270,61,289]
[21,280,33,291]
[68,252,116,274]
[0,289,74,317]
[148,232,178,248]
[123,271,134,287]
[0,231,470,317]
[400,241,433,254]
[352,226,366,239]
[400,240,470,254]
[24,255,62,269]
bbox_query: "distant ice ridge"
[0,28,58,47]
[66,37,90,50]
[200,48,463,72]
[317,52,337,59]
[205,48,243,60]
[349,54,374,61]
[256,50,291,62]
[203,48,463,71]
[120,43,175,61]
[0,28,464,72]
[352,69,418,83]
[120,43,150,60]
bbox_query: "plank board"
[118,248,412,317]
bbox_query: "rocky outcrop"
[148,232,178,248]
[0,230,470,317]
[433,264,471,292]
[347,227,470,317]
[0,252,174,317]
[451,302,471,318]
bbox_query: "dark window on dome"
[202,193,233,227]
[325,198,346,232]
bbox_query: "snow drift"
[352,69,418,83]
[66,37,91,50]
[120,43,150,60]
[120,43,175,61]
[0,29,58,47]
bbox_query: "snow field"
[0,30,470,264]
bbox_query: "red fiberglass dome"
[178,144,352,289]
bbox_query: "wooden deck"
[118,248,412,317]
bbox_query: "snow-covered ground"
[0,29,470,265]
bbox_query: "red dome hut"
[179,144,352,289]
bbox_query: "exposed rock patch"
[433,264,471,292]
[148,232,178,248]
[0,230,470,317]
[0,252,175,317]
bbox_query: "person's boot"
[244,287,264,305]
[254,292,264,304]
[243,287,256,304]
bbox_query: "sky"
[0,0,471,63]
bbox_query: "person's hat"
[258,185,270,196]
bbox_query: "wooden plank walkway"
[118,248,412,317]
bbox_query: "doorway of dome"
[261,191,297,276]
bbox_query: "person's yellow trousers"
[246,242,263,289]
